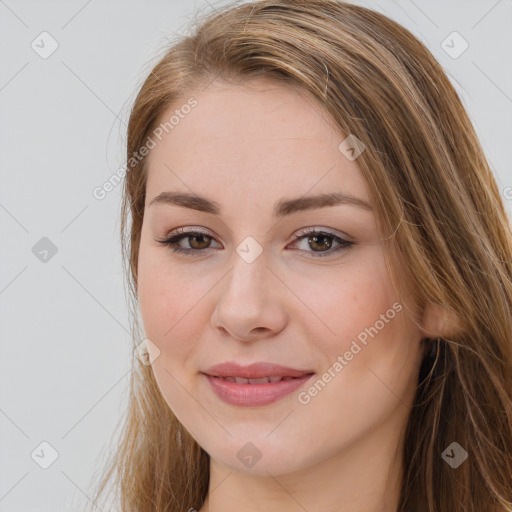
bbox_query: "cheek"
[137,252,204,419]
[137,246,233,382]
[138,245,196,336]
[137,267,171,340]
[292,247,400,353]
[137,247,199,366]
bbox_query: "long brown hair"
[88,1,512,511]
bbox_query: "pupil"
[310,235,331,251]
[191,234,210,249]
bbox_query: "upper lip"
[203,362,314,379]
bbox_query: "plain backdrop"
[1,0,511,510]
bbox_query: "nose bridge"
[225,240,269,301]
[212,239,285,340]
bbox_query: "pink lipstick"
[202,362,315,407]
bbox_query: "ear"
[419,301,463,339]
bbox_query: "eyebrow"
[148,191,372,216]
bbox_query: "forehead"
[145,78,370,212]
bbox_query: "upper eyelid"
[293,226,347,239]
[158,227,355,259]
[165,228,350,251]
[166,226,346,242]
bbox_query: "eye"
[289,227,354,258]
[155,226,354,258]
[155,227,220,257]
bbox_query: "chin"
[205,435,318,477]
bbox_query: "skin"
[137,77,443,512]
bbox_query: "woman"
[90,1,512,511]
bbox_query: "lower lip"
[203,373,314,407]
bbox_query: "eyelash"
[155,227,354,258]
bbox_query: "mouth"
[201,362,315,407]
[207,375,303,384]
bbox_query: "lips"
[203,361,313,380]
[202,362,315,406]
[213,375,297,384]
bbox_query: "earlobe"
[419,302,464,339]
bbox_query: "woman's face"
[137,77,425,476]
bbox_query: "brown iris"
[308,233,332,252]
[188,233,212,250]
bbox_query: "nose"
[211,250,287,343]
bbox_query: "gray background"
[1,0,511,511]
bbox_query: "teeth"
[248,377,270,384]
[217,375,295,383]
